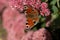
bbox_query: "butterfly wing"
[24,5,39,30]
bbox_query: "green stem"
[57,0,60,8]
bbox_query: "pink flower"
[21,31,34,40]
[40,2,50,16]
[2,7,26,40]
[8,0,50,17]
[32,28,52,40]
[8,0,41,11]
[0,0,8,14]
[21,28,52,40]
[40,2,48,9]
[40,9,50,16]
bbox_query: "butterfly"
[23,5,40,30]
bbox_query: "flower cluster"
[2,7,52,40]
[2,0,52,40]
[2,8,26,40]
[40,2,50,16]
[8,0,50,16]
[21,28,52,40]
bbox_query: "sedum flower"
[32,28,52,40]
[2,7,26,40]
[40,2,50,16]
[21,28,52,40]
[8,0,41,11]
[2,0,51,40]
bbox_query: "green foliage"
[52,6,58,13]
[50,0,57,5]
[41,0,46,2]
[48,1,60,37]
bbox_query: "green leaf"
[40,16,46,22]
[50,0,57,5]
[41,23,46,27]
[33,27,37,31]
[51,13,59,21]
[52,6,58,13]
[41,17,46,22]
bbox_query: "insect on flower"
[23,5,40,30]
